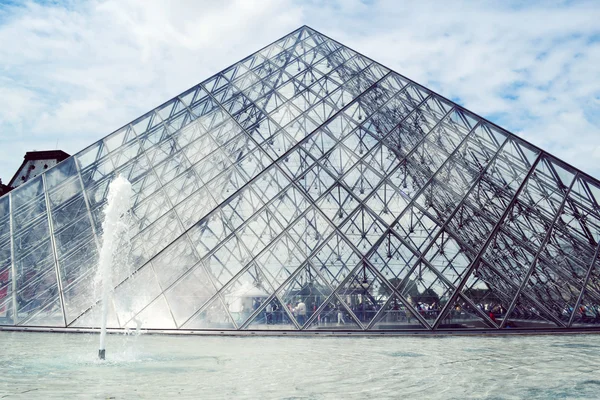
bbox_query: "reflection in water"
[1,332,600,399]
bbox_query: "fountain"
[96,175,133,360]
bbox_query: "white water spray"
[97,175,132,360]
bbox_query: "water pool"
[1,331,599,399]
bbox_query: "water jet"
[96,175,132,360]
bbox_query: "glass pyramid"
[1,25,600,333]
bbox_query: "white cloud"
[0,0,599,182]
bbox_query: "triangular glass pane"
[112,265,162,327]
[45,157,78,191]
[131,113,152,136]
[287,207,333,256]
[340,206,386,254]
[62,268,98,325]
[335,264,389,326]
[164,262,218,327]
[0,296,14,326]
[365,180,410,226]
[244,296,296,330]
[392,205,441,253]
[183,295,236,330]
[256,234,305,291]
[70,299,119,329]
[369,294,426,330]
[424,232,473,287]
[519,258,582,326]
[570,289,600,327]
[460,264,515,326]
[504,294,560,329]
[436,295,496,329]
[277,264,333,327]
[126,295,176,330]
[397,262,454,327]
[219,264,273,327]
[315,184,356,225]
[151,236,200,290]
[368,232,420,286]
[178,87,198,108]
[342,162,383,201]
[203,235,251,290]
[76,141,108,170]
[20,297,64,327]
[104,127,134,153]
[304,297,362,330]
[549,159,576,188]
[311,233,361,287]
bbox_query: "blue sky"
[0,0,599,182]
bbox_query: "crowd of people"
[246,296,600,328]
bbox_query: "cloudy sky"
[0,0,599,182]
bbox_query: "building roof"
[7,150,70,188]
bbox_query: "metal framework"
[1,26,600,334]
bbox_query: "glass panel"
[335,264,389,326]
[112,265,162,327]
[11,175,43,209]
[12,194,47,233]
[305,297,361,330]
[20,297,64,327]
[50,193,88,232]
[14,239,58,323]
[70,299,119,329]
[76,140,108,170]
[151,236,199,290]
[218,264,273,327]
[164,262,217,327]
[369,294,426,330]
[424,232,473,287]
[62,270,97,325]
[311,233,361,287]
[392,205,441,252]
[45,157,78,191]
[519,258,582,326]
[437,296,495,329]
[244,296,296,330]
[276,264,333,328]
[0,252,14,325]
[462,261,517,326]
[397,261,453,327]
[182,295,236,330]
[504,294,560,329]
[127,295,176,329]
[54,215,94,259]
[369,232,420,286]
[570,288,600,327]
[256,234,305,291]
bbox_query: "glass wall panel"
[276,264,333,328]
[14,239,60,325]
[164,262,217,327]
[112,265,162,327]
[3,25,600,334]
[0,240,13,325]
[369,294,426,330]
[182,295,236,330]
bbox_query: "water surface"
[1,332,599,399]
